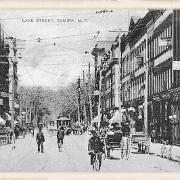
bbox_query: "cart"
[130,133,150,154]
[104,132,122,158]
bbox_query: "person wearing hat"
[88,130,104,170]
[57,126,65,149]
[36,127,45,153]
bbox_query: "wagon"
[130,133,150,153]
[104,132,122,158]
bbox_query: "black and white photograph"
[0,8,180,173]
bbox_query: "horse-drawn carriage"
[104,131,131,159]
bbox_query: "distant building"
[56,116,71,129]
[92,40,119,120]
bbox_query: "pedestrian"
[36,127,45,153]
[151,128,156,143]
[57,126,65,147]
[14,125,19,139]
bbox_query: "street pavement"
[0,128,180,172]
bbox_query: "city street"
[0,130,180,172]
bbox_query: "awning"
[5,113,11,121]
[109,111,121,125]
[0,117,6,125]
[91,114,101,123]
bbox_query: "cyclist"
[88,130,104,170]
[57,126,65,149]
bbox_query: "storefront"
[150,88,180,145]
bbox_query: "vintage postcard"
[0,0,180,179]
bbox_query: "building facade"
[0,24,10,121]
[121,9,180,144]
[147,9,180,145]
[92,9,180,145]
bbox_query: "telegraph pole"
[25,92,28,124]
[98,69,101,116]
[29,102,32,123]
[144,35,149,137]
[88,62,93,124]
[77,77,81,122]
[118,28,122,124]
[19,98,22,125]
[11,58,15,129]
[83,71,88,125]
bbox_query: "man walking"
[57,126,65,148]
[36,128,45,153]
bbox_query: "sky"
[0,9,147,90]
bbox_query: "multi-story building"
[121,14,151,134]
[92,40,117,119]
[0,29,19,126]
[121,9,180,144]
[147,9,180,145]
[0,24,10,121]
[92,10,180,145]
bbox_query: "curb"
[131,144,180,163]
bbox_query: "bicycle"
[92,151,102,172]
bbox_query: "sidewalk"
[149,142,180,162]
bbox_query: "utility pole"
[83,71,88,125]
[29,102,32,123]
[11,55,15,129]
[88,62,93,125]
[19,98,22,125]
[25,92,28,124]
[77,77,81,122]
[144,35,149,137]
[98,69,101,116]
[118,28,122,125]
